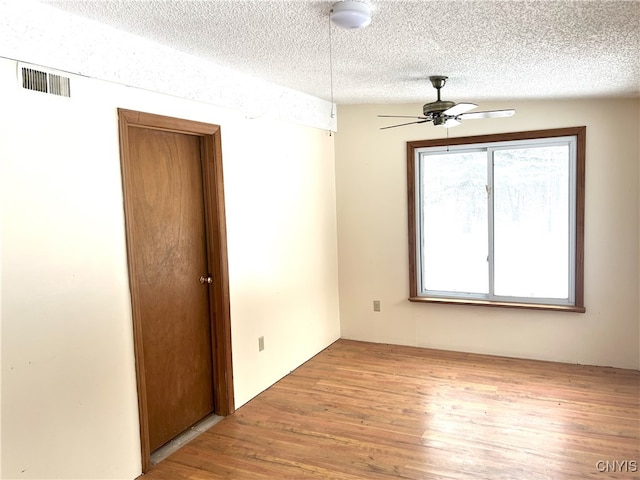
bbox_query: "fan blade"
[460,109,516,120]
[443,102,477,116]
[377,115,429,119]
[380,119,431,130]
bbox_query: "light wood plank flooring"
[141,339,640,479]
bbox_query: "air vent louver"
[22,67,48,93]
[20,66,71,97]
[48,73,71,97]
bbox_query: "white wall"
[0,57,340,480]
[335,98,640,370]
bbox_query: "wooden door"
[118,110,234,472]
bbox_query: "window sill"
[408,296,586,313]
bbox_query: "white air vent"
[19,64,71,97]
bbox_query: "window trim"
[407,127,586,313]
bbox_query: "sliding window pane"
[420,152,488,295]
[492,146,570,299]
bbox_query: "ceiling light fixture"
[330,1,372,29]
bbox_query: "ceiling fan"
[379,76,515,129]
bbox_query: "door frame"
[117,109,234,472]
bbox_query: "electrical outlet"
[373,300,381,312]
[258,336,265,352]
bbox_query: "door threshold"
[150,413,224,466]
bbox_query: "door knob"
[199,275,213,284]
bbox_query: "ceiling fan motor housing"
[423,100,456,116]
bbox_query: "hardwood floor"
[141,339,640,479]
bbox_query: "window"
[407,127,585,312]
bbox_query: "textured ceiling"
[40,0,640,104]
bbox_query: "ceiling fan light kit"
[379,75,516,129]
[330,1,372,29]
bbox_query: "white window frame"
[407,127,586,313]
